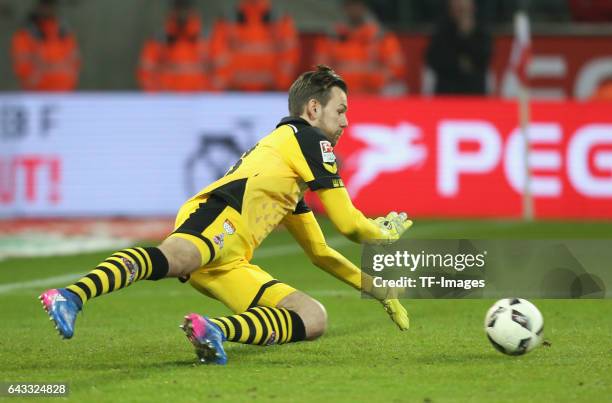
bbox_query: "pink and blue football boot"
[181,313,227,365]
[39,288,82,339]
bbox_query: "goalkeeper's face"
[316,86,348,146]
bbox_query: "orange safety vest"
[314,20,405,94]
[138,14,210,92]
[11,17,79,91]
[209,0,298,91]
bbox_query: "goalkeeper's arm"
[282,210,361,291]
[316,187,412,243]
[282,211,409,330]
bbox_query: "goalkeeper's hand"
[382,298,409,331]
[371,211,413,242]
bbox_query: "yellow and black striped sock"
[65,247,168,305]
[209,306,306,345]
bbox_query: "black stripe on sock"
[106,259,127,288]
[65,288,83,304]
[241,313,258,345]
[227,316,242,342]
[287,310,306,342]
[258,307,278,342]
[143,247,169,280]
[279,309,292,343]
[249,308,269,345]
[266,307,285,343]
[130,247,147,261]
[215,317,232,338]
[97,266,116,291]
[248,280,281,309]
[85,273,103,297]
[279,308,291,330]
[119,249,143,277]
[133,248,153,279]
[74,281,92,300]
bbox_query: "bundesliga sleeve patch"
[293,128,345,190]
[319,141,336,163]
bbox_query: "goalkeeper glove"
[382,298,409,331]
[372,211,413,242]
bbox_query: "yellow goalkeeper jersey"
[187,116,344,250]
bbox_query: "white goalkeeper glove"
[371,211,413,243]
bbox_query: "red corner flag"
[510,11,531,85]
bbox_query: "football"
[484,298,544,356]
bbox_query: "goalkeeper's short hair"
[287,65,348,117]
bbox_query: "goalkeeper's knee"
[278,292,328,340]
[302,299,328,340]
[158,237,203,278]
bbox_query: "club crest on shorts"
[121,257,139,284]
[223,219,236,235]
[213,233,225,249]
[319,140,336,163]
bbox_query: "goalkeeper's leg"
[182,264,327,363]
[211,291,325,343]
[183,291,327,364]
[40,237,205,339]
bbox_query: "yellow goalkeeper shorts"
[169,194,296,313]
[188,259,297,313]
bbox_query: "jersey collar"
[276,116,311,128]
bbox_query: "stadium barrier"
[0,94,610,219]
[299,34,612,99]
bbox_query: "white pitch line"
[0,221,466,296]
[0,235,351,295]
[0,273,89,294]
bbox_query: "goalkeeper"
[40,65,412,364]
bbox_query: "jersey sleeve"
[291,127,344,191]
[282,210,362,291]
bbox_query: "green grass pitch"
[0,219,611,402]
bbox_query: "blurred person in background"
[138,0,210,92]
[425,0,491,95]
[11,0,80,91]
[209,0,298,92]
[313,0,406,95]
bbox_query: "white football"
[484,298,544,355]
